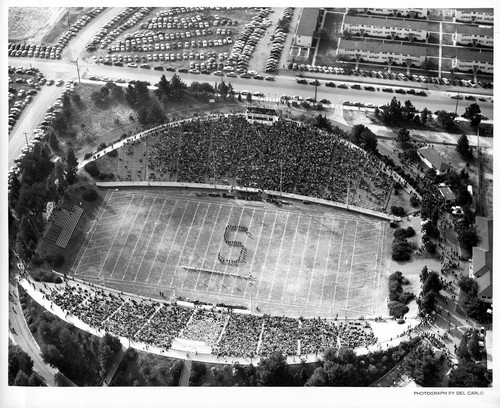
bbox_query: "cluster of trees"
[391,223,415,262]
[458,277,491,324]
[154,74,187,102]
[387,270,415,317]
[9,141,78,265]
[20,288,121,386]
[416,266,442,316]
[402,343,443,386]
[450,327,490,387]
[375,97,423,127]
[112,348,184,386]
[8,344,45,386]
[91,82,124,107]
[462,103,482,131]
[350,124,378,154]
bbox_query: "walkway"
[179,360,192,386]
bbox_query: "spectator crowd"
[43,281,379,358]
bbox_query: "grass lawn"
[69,187,390,319]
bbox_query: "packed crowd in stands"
[179,309,228,346]
[105,116,394,211]
[215,314,262,358]
[44,281,379,358]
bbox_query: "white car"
[56,79,64,86]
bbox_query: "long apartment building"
[360,8,428,19]
[343,16,428,41]
[452,48,493,73]
[293,8,320,48]
[455,8,494,24]
[337,39,428,66]
[453,24,494,48]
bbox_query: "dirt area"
[8,7,66,43]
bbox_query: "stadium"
[35,113,408,360]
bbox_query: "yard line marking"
[145,198,177,284]
[255,212,278,299]
[180,203,211,288]
[344,220,359,315]
[306,217,323,305]
[319,223,335,308]
[242,210,267,298]
[267,212,289,301]
[219,206,245,294]
[72,188,111,275]
[194,205,223,291]
[207,206,234,290]
[280,214,300,303]
[100,194,137,280]
[330,219,347,314]
[119,197,156,281]
[372,221,385,316]
[169,202,200,288]
[293,217,312,304]
[133,198,167,282]
[157,200,190,286]
[107,195,145,280]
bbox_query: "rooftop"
[417,146,451,172]
[456,8,494,14]
[339,39,429,56]
[344,15,429,31]
[455,47,493,63]
[246,106,277,115]
[437,186,456,202]
[296,8,320,37]
[455,24,494,36]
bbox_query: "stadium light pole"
[71,58,81,83]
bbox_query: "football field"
[72,188,389,318]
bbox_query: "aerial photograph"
[4,2,497,407]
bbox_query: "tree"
[219,81,229,99]
[402,100,416,122]
[155,74,170,101]
[422,271,443,294]
[463,103,481,120]
[458,277,478,297]
[98,333,122,374]
[436,110,456,132]
[456,134,473,161]
[449,360,490,387]
[420,107,430,125]
[49,133,59,150]
[169,74,187,101]
[403,345,441,386]
[457,229,478,252]
[65,148,78,184]
[257,352,289,386]
[305,367,328,386]
[246,92,252,102]
[9,345,34,385]
[396,128,411,149]
[419,290,438,315]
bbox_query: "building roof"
[338,39,429,56]
[455,48,493,63]
[456,8,494,14]
[296,8,320,37]
[476,270,492,298]
[247,107,277,115]
[344,15,429,31]
[455,24,493,36]
[417,146,451,172]
[437,186,456,202]
[472,217,493,278]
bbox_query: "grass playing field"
[71,187,389,319]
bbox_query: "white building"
[455,8,494,24]
[343,16,428,41]
[361,8,428,19]
[293,8,320,48]
[452,48,493,74]
[453,24,493,48]
[245,107,278,125]
[337,39,428,67]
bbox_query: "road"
[8,281,76,387]
[9,56,494,169]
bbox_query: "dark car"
[364,85,375,91]
[154,65,164,71]
[325,82,336,87]
[382,88,393,93]
[253,74,264,80]
[350,84,361,90]
[395,88,406,94]
[296,79,307,84]
[309,80,320,86]
[178,68,188,73]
